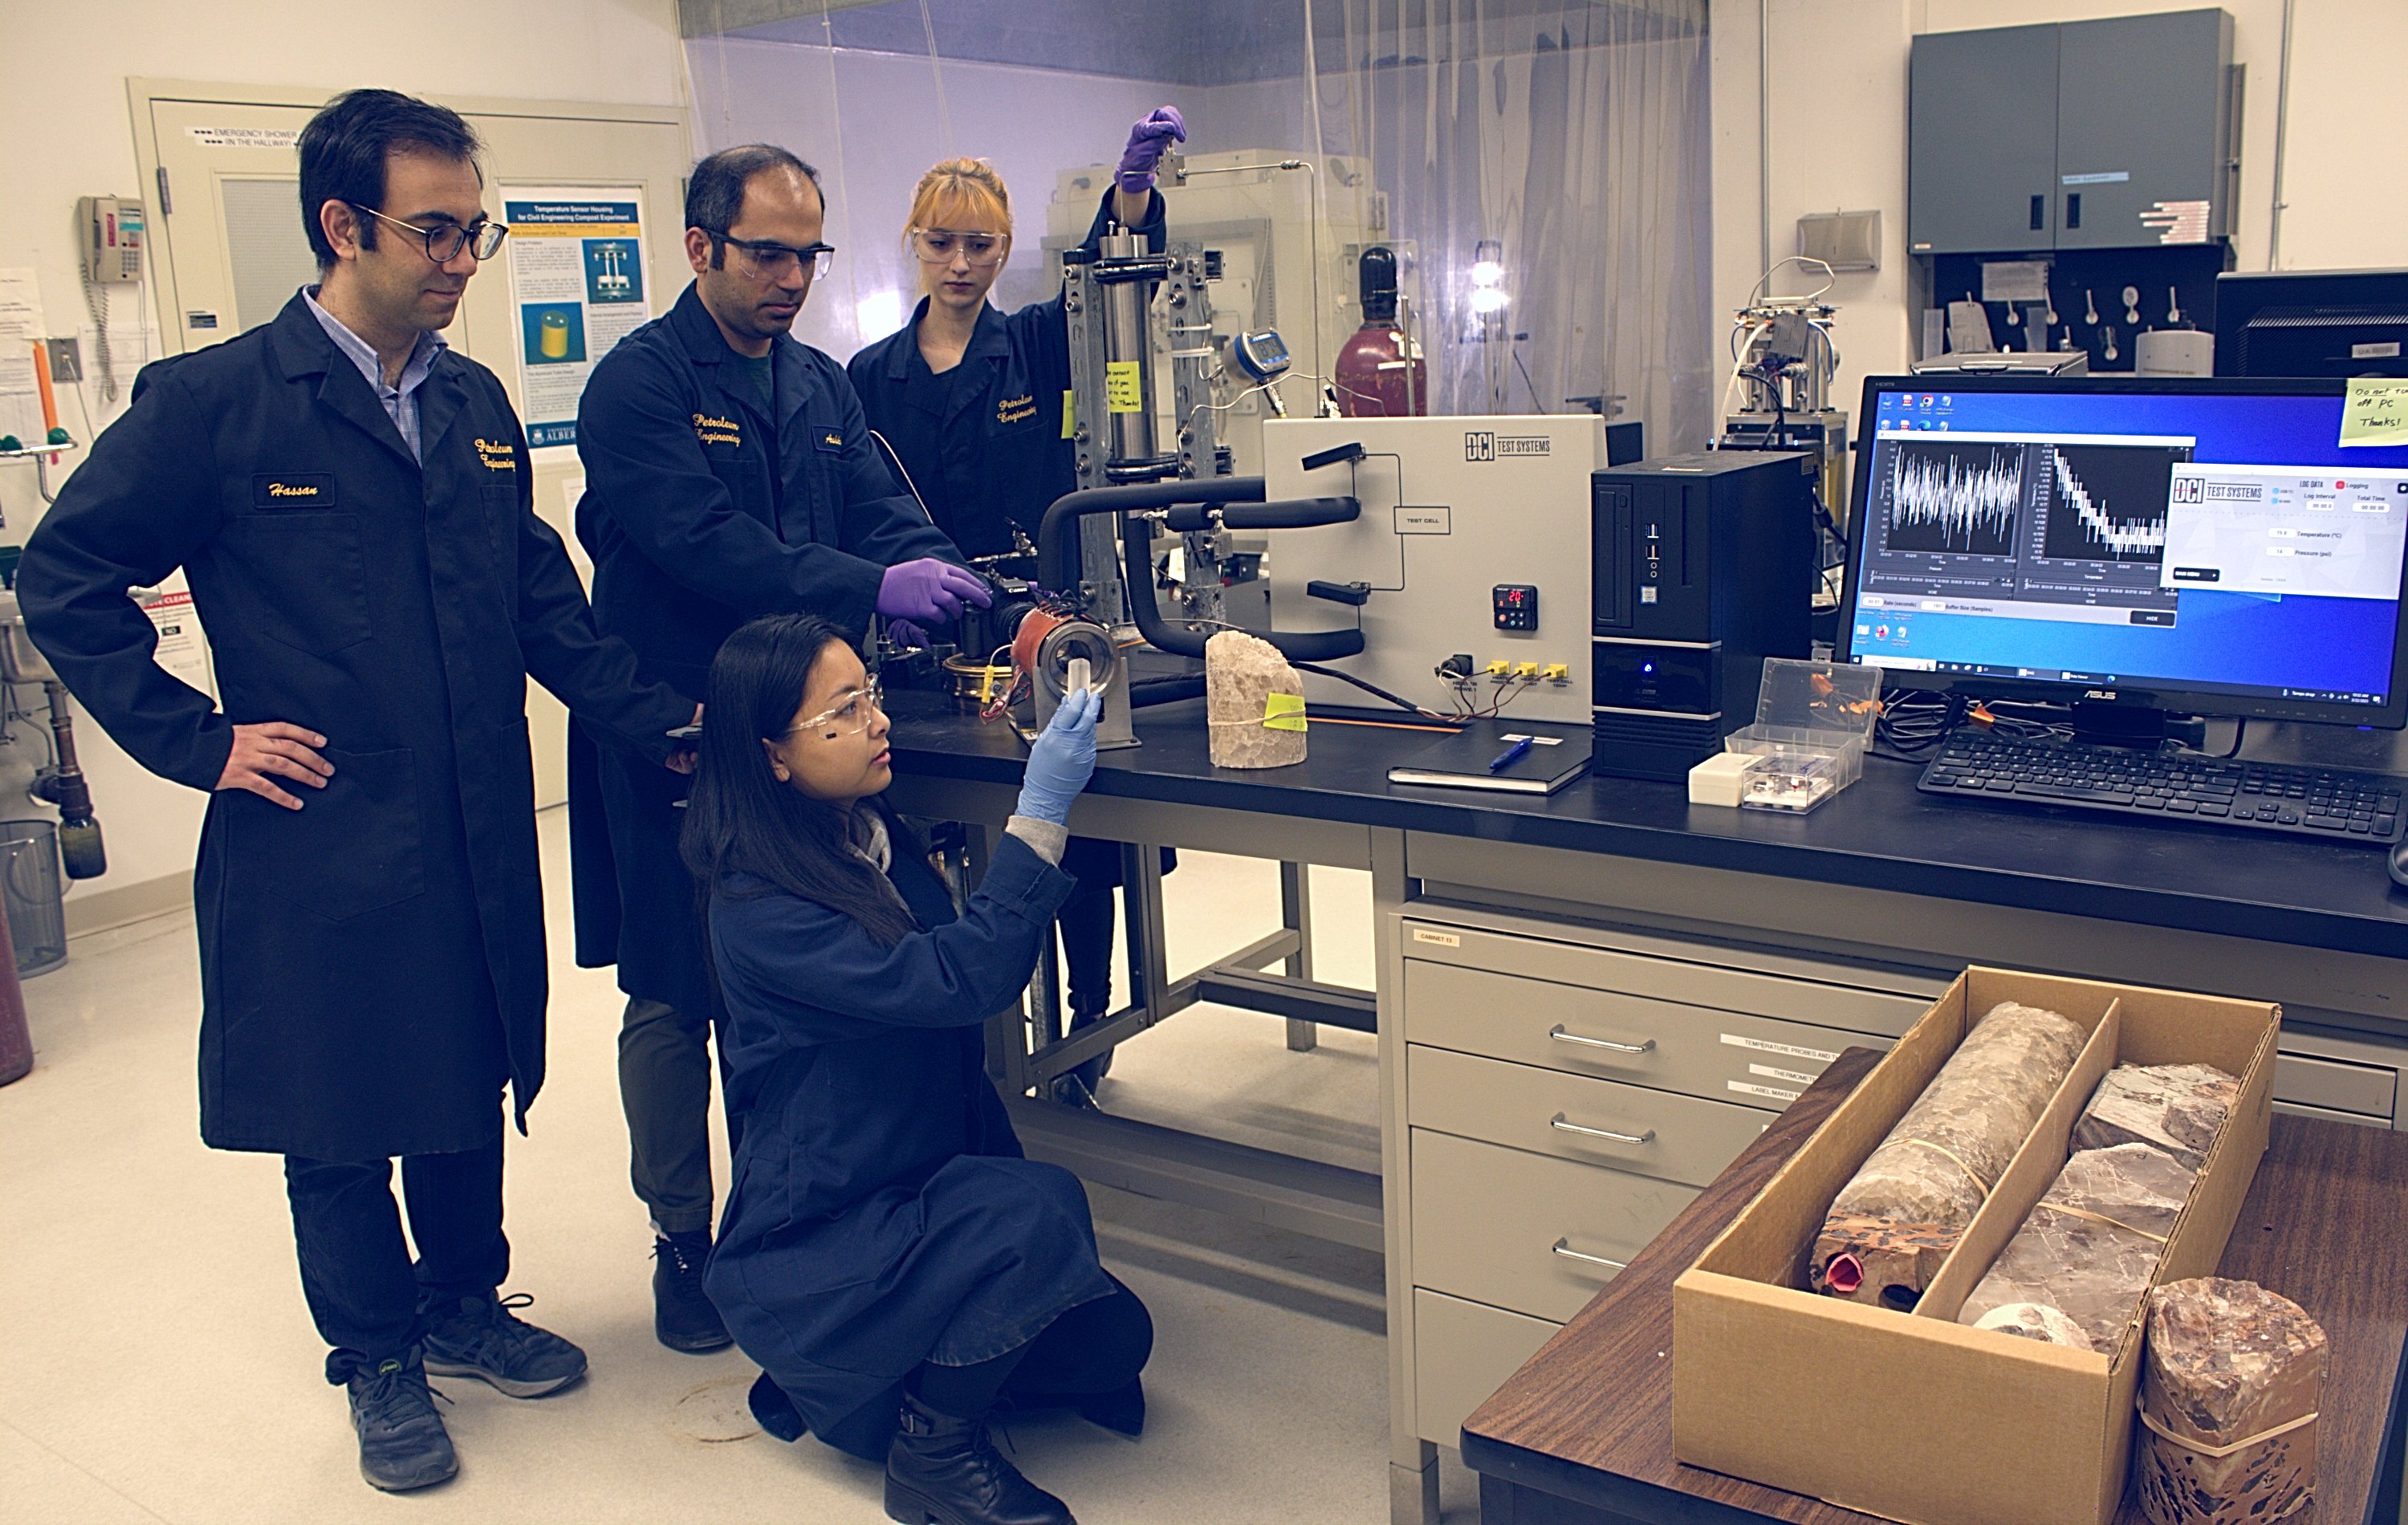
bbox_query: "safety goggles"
[706,230,837,281]
[352,204,510,263]
[909,227,1010,269]
[779,677,886,740]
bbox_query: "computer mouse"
[2393,839,2408,889]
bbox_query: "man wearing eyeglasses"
[570,144,984,1360]
[17,88,701,1494]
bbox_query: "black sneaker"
[344,1348,457,1493]
[885,1392,1074,1525]
[653,1231,733,1353]
[421,1291,588,1398]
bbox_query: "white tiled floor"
[0,811,1480,1524]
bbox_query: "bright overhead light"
[1470,259,1505,287]
[1470,287,1511,315]
[855,289,905,340]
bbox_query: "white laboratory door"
[140,87,690,807]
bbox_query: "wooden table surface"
[1460,1048,2408,1525]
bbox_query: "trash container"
[0,819,68,978]
[0,903,30,1084]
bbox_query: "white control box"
[1263,415,1607,726]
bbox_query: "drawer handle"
[1551,1238,1629,1273]
[1549,1024,1655,1055]
[1549,1112,1656,1146]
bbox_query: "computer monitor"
[1837,376,2408,730]
[2214,268,2408,379]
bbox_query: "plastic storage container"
[0,819,67,978]
[1722,659,1883,815]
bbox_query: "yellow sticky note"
[1263,692,1308,732]
[1105,360,1143,414]
[1060,389,1076,440]
[2340,377,2408,447]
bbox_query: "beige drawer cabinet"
[1411,1290,1558,1446]
[1404,958,1893,1112]
[1409,1128,1694,1323]
[1407,1044,1767,1188]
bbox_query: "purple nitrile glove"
[885,618,931,650]
[1117,106,1187,197]
[877,559,995,624]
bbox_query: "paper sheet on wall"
[135,583,217,702]
[0,268,49,445]
[501,189,652,449]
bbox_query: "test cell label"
[1395,506,1452,535]
[1719,1033,1839,1063]
[1409,927,1462,948]
[1729,1080,1802,1103]
[1750,1063,1820,1087]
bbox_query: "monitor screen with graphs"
[1837,376,2408,729]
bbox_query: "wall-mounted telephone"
[79,197,145,283]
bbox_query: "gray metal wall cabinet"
[1910,8,2238,255]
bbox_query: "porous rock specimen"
[1811,1001,2086,1307]
[1205,630,1307,769]
[2072,1063,2238,1171]
[2136,1277,2325,1525]
[1957,1142,2195,1351]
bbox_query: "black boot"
[652,1230,732,1353]
[1065,1003,1112,1094]
[885,1392,1074,1525]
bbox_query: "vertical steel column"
[1281,860,1320,1053]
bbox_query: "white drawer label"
[1750,1063,1819,1087]
[1411,927,1462,948]
[1730,1080,1802,1102]
[1721,1033,1839,1063]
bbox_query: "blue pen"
[1488,737,1534,773]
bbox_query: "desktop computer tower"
[1591,451,1816,780]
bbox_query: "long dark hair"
[679,612,919,947]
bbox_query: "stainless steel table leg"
[1280,860,1319,1053]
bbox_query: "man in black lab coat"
[569,144,985,1356]
[18,91,696,1494]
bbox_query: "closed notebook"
[1386,728,1592,795]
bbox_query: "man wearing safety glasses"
[570,144,984,1360]
[18,89,700,1494]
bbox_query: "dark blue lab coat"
[17,294,691,1161]
[844,189,1164,560]
[703,811,1115,1460]
[568,283,966,1015]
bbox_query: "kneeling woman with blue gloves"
[681,612,1149,1525]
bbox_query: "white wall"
[0,0,685,909]
[1712,0,2408,422]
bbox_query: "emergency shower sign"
[502,188,652,449]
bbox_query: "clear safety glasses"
[779,678,886,740]
[909,228,1010,269]
[352,204,510,262]
[709,231,837,282]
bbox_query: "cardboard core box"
[1671,968,2279,1525]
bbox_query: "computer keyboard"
[1918,734,2407,847]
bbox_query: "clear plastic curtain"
[679,0,1712,448]
[1311,0,1713,447]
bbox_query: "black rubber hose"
[1163,497,1361,533]
[1129,675,1206,708]
[1119,511,1366,663]
[1037,477,1269,592]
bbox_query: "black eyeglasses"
[702,229,836,280]
[351,204,510,263]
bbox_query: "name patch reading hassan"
[996,393,1037,427]
[693,413,742,448]
[473,437,519,471]
[253,473,336,506]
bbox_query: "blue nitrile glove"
[1016,685,1099,825]
[1117,106,1187,196]
[877,559,994,623]
[885,617,930,651]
